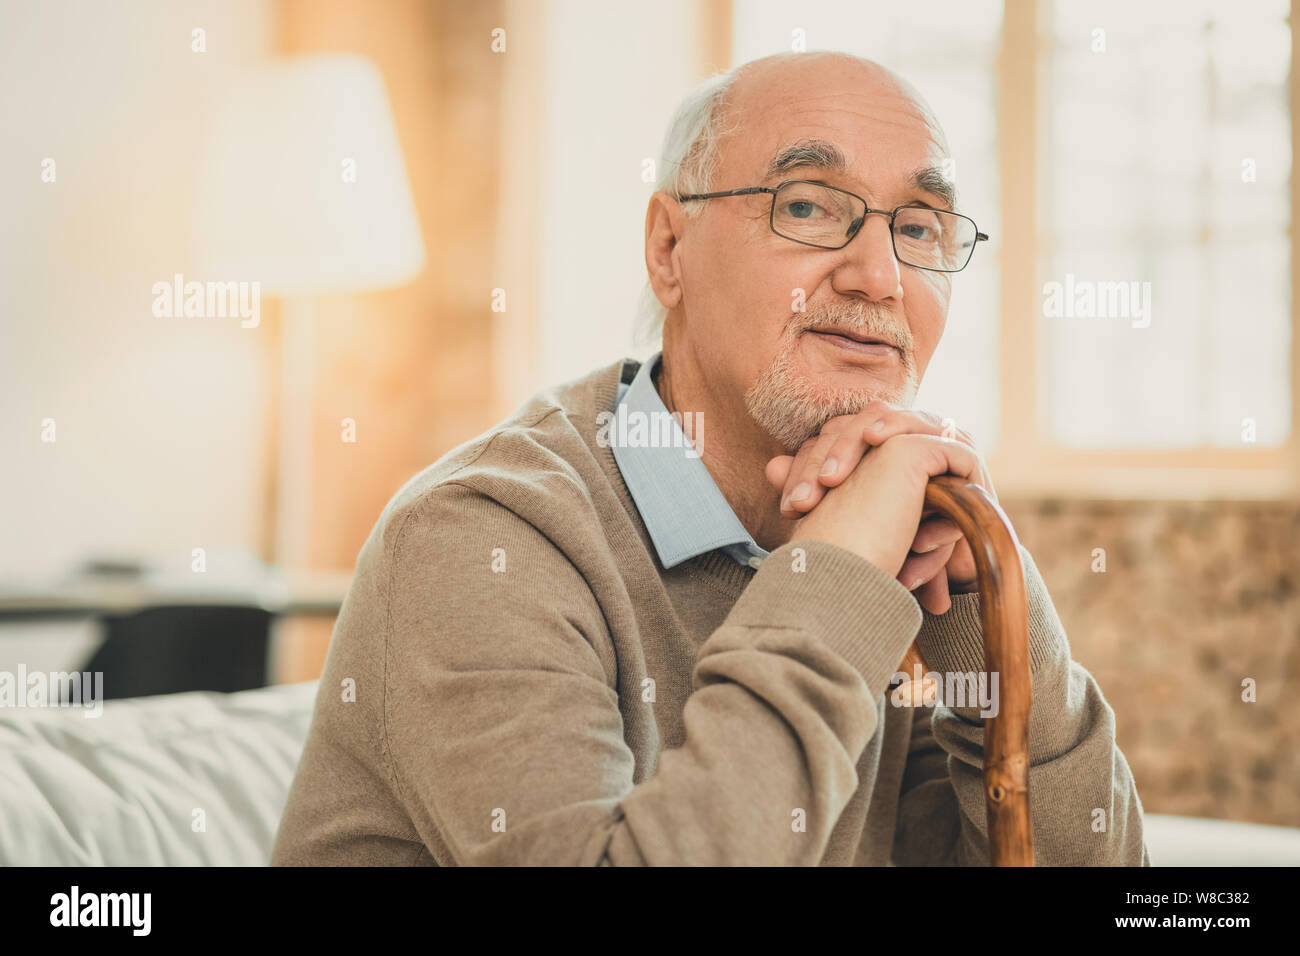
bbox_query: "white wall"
[0,0,275,582]
[497,0,706,405]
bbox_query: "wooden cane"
[897,474,1034,866]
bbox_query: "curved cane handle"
[899,474,1034,866]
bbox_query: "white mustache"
[795,311,911,353]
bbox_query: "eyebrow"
[764,138,850,180]
[763,137,958,211]
[908,165,958,211]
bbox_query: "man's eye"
[897,222,936,242]
[784,201,822,219]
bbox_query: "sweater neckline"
[588,357,756,597]
[684,548,757,594]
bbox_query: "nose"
[832,211,902,301]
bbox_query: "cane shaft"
[902,475,1034,867]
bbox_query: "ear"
[645,191,687,312]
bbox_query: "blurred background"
[1,0,1296,832]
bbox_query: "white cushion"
[0,680,317,866]
[1143,813,1300,866]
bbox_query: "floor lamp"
[192,54,426,570]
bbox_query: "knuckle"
[821,414,856,436]
[875,432,916,460]
[806,435,836,463]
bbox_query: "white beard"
[744,330,919,453]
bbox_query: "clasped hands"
[764,403,999,615]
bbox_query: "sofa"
[0,680,316,865]
[1,679,1297,866]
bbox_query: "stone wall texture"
[1002,498,1300,826]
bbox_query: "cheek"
[904,272,951,370]
[753,260,825,353]
[697,236,801,338]
[684,220,763,310]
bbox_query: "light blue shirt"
[612,352,771,571]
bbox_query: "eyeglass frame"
[673,178,990,273]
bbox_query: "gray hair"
[634,68,742,347]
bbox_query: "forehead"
[719,58,950,201]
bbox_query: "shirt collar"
[611,352,769,570]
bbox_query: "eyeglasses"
[674,179,989,273]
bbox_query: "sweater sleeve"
[891,545,1151,866]
[378,483,923,866]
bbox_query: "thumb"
[765,455,795,490]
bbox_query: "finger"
[766,455,795,492]
[816,419,875,487]
[909,516,964,555]
[858,409,948,463]
[956,458,998,505]
[911,432,983,483]
[861,410,996,505]
[780,430,840,516]
[819,405,981,487]
[816,414,860,438]
[919,458,998,511]
[945,536,979,594]
[813,401,898,486]
[785,411,878,494]
[916,568,952,615]
[898,540,956,593]
[862,407,979,453]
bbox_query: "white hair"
[634,68,742,347]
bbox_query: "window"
[1042,0,1291,450]
[735,0,1297,496]
[991,0,1297,497]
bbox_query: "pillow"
[0,680,318,865]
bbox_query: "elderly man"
[273,51,1149,866]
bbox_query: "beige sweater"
[272,356,1149,866]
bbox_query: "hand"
[775,426,985,606]
[765,403,999,614]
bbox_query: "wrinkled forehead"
[717,57,954,206]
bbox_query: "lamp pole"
[273,296,316,569]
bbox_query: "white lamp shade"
[192,54,425,296]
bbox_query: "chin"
[745,354,919,454]
[805,368,907,405]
